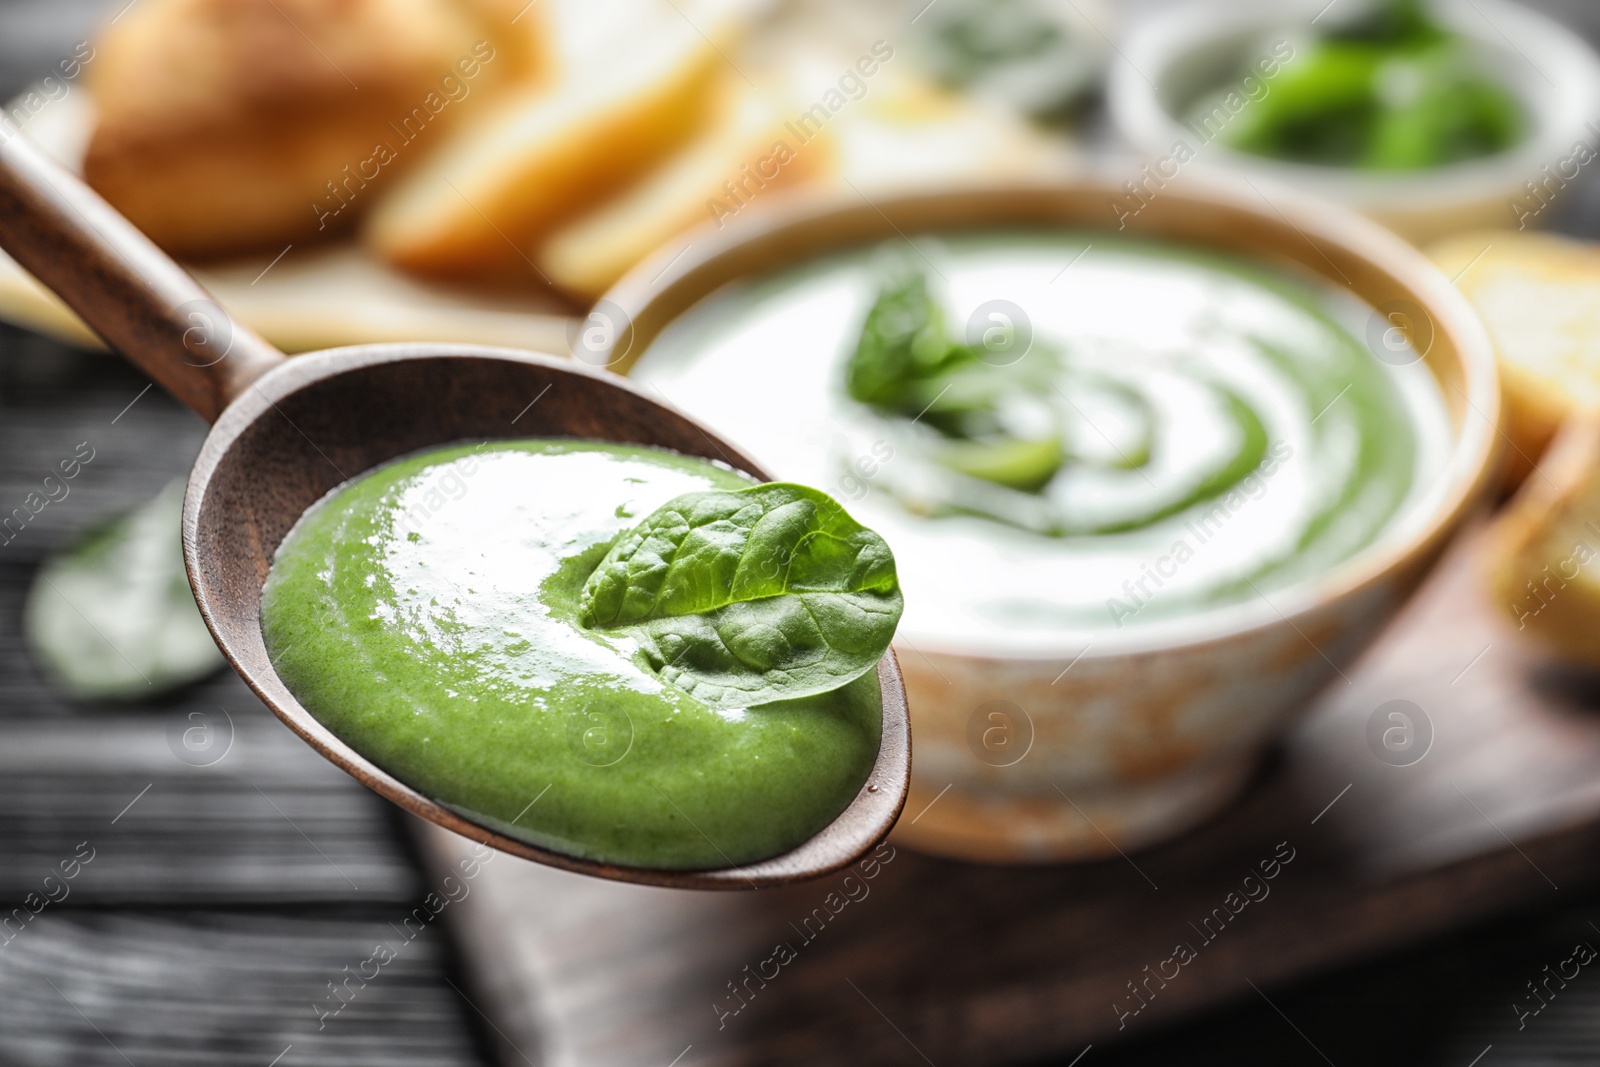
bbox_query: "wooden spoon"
[0,120,909,889]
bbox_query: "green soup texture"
[259,441,883,869]
[631,233,1451,649]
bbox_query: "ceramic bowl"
[1109,0,1600,243]
[592,175,1499,861]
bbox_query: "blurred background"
[5,0,1600,1063]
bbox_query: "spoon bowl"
[0,122,909,889]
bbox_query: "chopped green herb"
[1206,0,1524,169]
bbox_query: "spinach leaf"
[579,483,902,709]
[1326,0,1438,45]
[1217,0,1523,171]
[25,479,225,702]
[844,263,1068,490]
[845,268,973,414]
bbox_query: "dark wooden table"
[0,335,489,1066]
[7,2,1600,1065]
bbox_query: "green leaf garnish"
[845,268,971,415]
[25,479,224,702]
[933,434,1065,492]
[579,483,902,709]
[844,264,1068,492]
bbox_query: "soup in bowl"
[593,176,1498,861]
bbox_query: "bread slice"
[1429,231,1600,488]
[363,4,737,280]
[1484,407,1600,665]
[537,82,831,300]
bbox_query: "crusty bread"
[1483,407,1600,665]
[362,5,735,280]
[537,82,832,300]
[84,0,544,259]
[534,62,1067,300]
[1429,231,1600,489]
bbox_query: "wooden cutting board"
[417,524,1600,1067]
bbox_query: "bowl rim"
[594,173,1501,663]
[1108,0,1600,211]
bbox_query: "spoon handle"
[0,117,285,423]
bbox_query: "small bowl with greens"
[1110,0,1600,241]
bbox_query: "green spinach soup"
[260,441,899,869]
[630,234,1451,650]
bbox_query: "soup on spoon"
[0,108,910,886]
[260,439,902,869]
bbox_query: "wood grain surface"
[0,336,486,1067]
[6,2,1600,1062]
